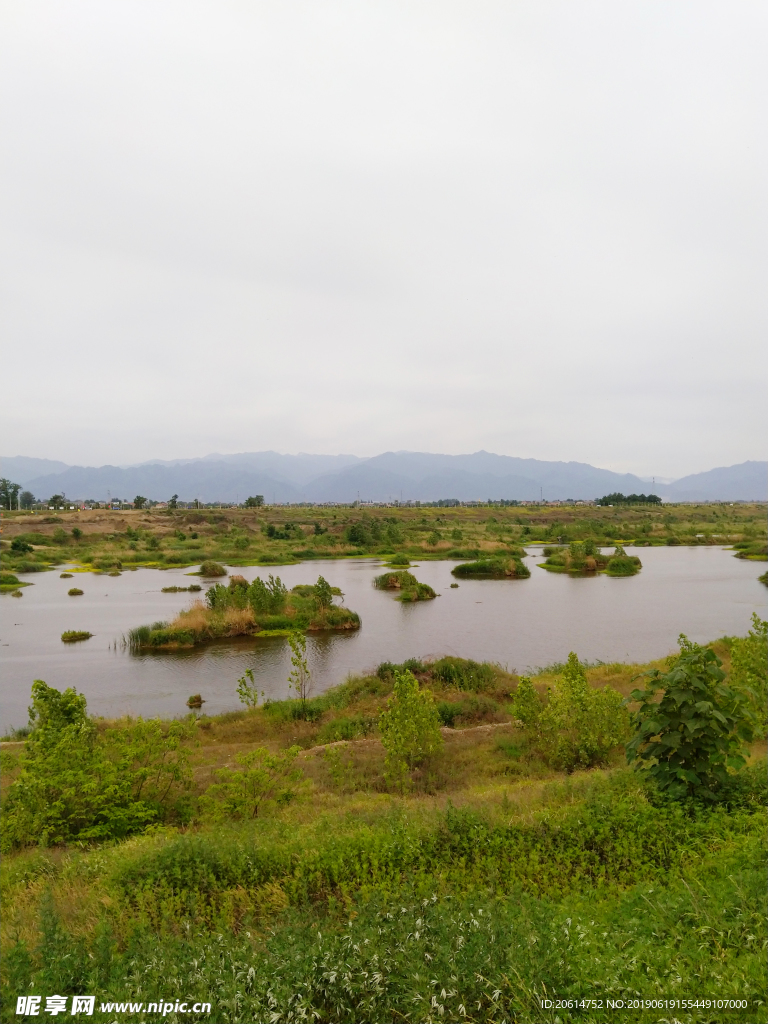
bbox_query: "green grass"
[1,768,765,1022]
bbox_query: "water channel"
[1,547,764,730]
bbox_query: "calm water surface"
[1,547,764,730]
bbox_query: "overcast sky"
[1,1,765,478]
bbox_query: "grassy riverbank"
[1,621,766,1022]
[1,502,765,576]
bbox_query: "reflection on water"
[1,549,764,729]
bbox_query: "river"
[1,546,764,730]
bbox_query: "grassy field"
[1,632,766,1023]
[1,502,765,578]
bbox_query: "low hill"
[661,461,767,502]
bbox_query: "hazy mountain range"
[2,452,765,504]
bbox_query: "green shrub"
[67,587,84,596]
[0,683,193,849]
[199,560,226,576]
[511,675,543,726]
[388,552,410,566]
[539,653,628,771]
[248,574,287,614]
[200,746,303,821]
[605,546,642,576]
[627,636,758,800]
[729,615,768,735]
[436,701,460,727]
[379,670,443,792]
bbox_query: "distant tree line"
[596,492,661,506]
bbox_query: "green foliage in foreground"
[627,637,758,801]
[2,772,766,1022]
[1,683,194,851]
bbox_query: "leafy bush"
[200,746,303,821]
[199,559,226,576]
[388,552,410,566]
[11,538,32,553]
[539,653,628,771]
[313,575,334,609]
[510,675,543,726]
[626,636,758,800]
[729,614,768,735]
[379,670,443,791]
[1,682,193,849]
[437,701,460,727]
[605,545,642,576]
[248,574,288,614]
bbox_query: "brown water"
[1,547,764,731]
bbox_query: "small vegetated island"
[0,572,31,592]
[540,540,642,576]
[128,574,360,649]
[60,630,92,643]
[451,551,530,579]
[373,570,436,601]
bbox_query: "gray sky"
[1,1,765,478]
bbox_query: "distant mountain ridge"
[2,452,765,503]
